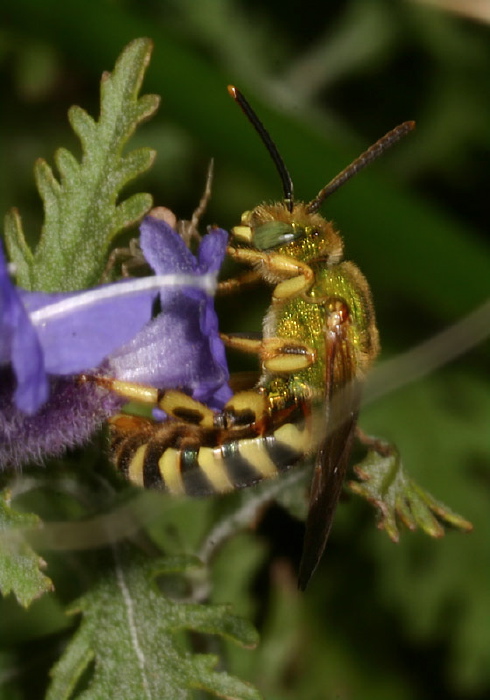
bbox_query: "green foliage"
[3,38,159,292]
[362,373,490,693]
[349,438,473,541]
[0,491,53,607]
[47,547,260,700]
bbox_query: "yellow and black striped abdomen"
[110,414,309,496]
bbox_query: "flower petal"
[197,227,229,273]
[0,244,48,414]
[23,282,156,375]
[139,216,196,274]
[130,218,231,408]
[108,291,231,407]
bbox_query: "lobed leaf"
[0,490,53,607]
[47,546,260,700]
[4,38,159,292]
[348,441,473,541]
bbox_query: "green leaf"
[348,439,473,541]
[359,374,490,691]
[47,546,261,700]
[0,491,53,607]
[4,38,159,292]
[3,209,34,289]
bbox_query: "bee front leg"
[226,246,314,301]
[217,269,263,295]
[220,334,316,373]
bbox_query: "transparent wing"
[298,308,361,590]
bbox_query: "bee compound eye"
[253,222,299,250]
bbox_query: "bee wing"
[298,325,362,591]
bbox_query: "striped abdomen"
[109,413,310,496]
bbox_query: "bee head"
[231,202,344,264]
[228,86,414,249]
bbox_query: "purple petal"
[140,217,196,274]
[140,216,229,277]
[11,303,48,414]
[197,227,228,273]
[108,291,231,407]
[0,244,48,414]
[2,240,160,414]
[132,218,231,408]
[24,283,156,375]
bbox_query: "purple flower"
[109,216,232,411]
[1,217,231,467]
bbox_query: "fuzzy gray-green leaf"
[47,547,260,700]
[3,38,159,293]
[0,491,53,607]
[3,209,33,288]
[349,442,473,541]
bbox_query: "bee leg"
[79,374,160,404]
[221,334,316,373]
[217,269,263,295]
[78,376,216,428]
[100,238,146,282]
[158,390,216,428]
[176,159,215,246]
[226,246,314,300]
[220,390,270,433]
[101,162,214,282]
[185,159,213,237]
[228,371,261,392]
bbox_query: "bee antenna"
[228,85,294,212]
[306,121,416,214]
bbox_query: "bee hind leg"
[78,375,216,428]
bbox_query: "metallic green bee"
[94,87,416,588]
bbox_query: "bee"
[91,87,415,589]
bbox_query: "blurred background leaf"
[0,0,489,698]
